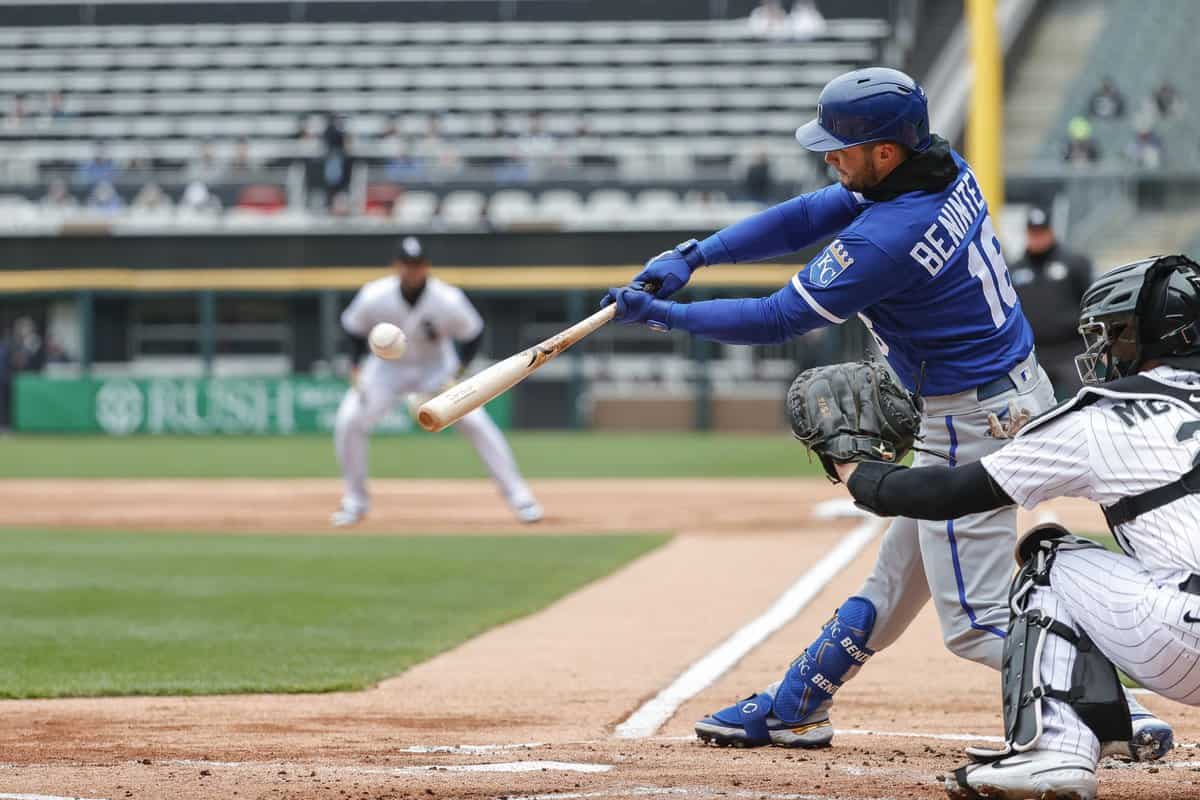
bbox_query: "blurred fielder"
[836,255,1200,800]
[604,67,1170,757]
[332,236,543,526]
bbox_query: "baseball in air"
[368,323,408,360]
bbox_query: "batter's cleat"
[694,687,834,749]
[513,501,544,524]
[1099,712,1174,762]
[330,503,366,527]
[944,750,1097,800]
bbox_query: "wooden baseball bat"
[417,304,616,432]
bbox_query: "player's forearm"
[660,285,823,344]
[698,185,858,266]
[846,461,1014,519]
[454,330,484,369]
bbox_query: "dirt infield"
[0,479,1191,800]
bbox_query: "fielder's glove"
[787,361,922,483]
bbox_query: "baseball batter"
[332,237,543,526]
[839,254,1200,799]
[604,67,1169,755]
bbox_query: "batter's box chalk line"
[503,787,900,800]
[166,758,611,775]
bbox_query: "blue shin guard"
[695,596,877,748]
[773,596,876,724]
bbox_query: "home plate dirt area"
[0,479,1194,800]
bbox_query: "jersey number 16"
[967,215,1019,328]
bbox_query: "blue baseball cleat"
[694,682,834,748]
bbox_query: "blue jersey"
[663,150,1034,395]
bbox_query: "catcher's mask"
[1075,254,1200,385]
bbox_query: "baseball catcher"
[825,255,1200,800]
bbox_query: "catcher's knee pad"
[999,531,1130,754]
[774,596,876,723]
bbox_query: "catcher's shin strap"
[1102,461,1200,529]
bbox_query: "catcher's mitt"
[787,361,921,483]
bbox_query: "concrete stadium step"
[1004,0,1108,167]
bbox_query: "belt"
[1181,575,1200,596]
[976,373,1018,401]
[975,352,1039,401]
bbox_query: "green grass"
[0,432,826,479]
[0,528,666,698]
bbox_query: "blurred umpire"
[1009,206,1094,396]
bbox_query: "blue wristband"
[675,238,707,270]
[646,299,676,331]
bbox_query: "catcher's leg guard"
[695,597,875,748]
[970,527,1130,761]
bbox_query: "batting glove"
[601,239,705,308]
[605,282,674,330]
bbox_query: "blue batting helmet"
[795,67,931,153]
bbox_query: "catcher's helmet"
[795,67,931,153]
[1075,254,1200,384]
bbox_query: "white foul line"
[614,508,884,738]
[0,795,109,800]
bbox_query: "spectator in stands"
[512,111,562,179]
[188,139,226,183]
[1087,77,1125,119]
[1008,206,1093,397]
[743,147,773,205]
[748,0,788,37]
[320,113,353,210]
[43,90,70,122]
[384,136,421,183]
[1061,116,1100,164]
[416,114,462,175]
[131,183,172,213]
[1151,81,1183,120]
[40,178,77,212]
[86,181,125,215]
[1126,124,1166,169]
[179,181,222,216]
[4,94,28,130]
[788,0,827,40]
[75,143,118,187]
[230,137,257,174]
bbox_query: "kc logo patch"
[811,240,855,287]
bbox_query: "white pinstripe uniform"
[980,365,1200,763]
[334,275,538,516]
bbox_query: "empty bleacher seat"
[392,190,438,228]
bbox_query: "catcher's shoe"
[1100,711,1174,762]
[944,751,1097,800]
[694,684,834,749]
[330,502,366,528]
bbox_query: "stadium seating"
[1039,0,1200,169]
[0,18,887,174]
[0,15,891,229]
